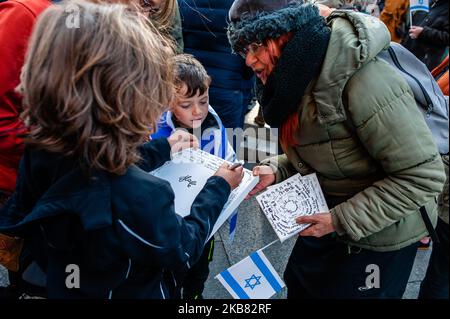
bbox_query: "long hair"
[20,0,174,175]
[150,0,177,33]
[91,1,176,30]
[280,113,299,151]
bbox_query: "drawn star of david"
[244,274,262,290]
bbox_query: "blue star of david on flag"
[244,274,262,290]
[216,250,285,299]
[410,0,429,13]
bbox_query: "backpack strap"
[419,206,440,244]
[387,46,434,116]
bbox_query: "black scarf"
[256,23,331,128]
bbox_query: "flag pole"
[257,239,279,253]
[410,7,413,28]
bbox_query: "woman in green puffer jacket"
[228,0,446,298]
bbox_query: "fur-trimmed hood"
[227,1,322,53]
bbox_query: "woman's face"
[243,37,286,84]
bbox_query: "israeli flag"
[410,0,429,13]
[216,250,285,299]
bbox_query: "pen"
[228,162,243,170]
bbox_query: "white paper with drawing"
[256,173,328,242]
[150,148,259,240]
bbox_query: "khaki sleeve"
[260,154,298,183]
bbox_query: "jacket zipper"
[387,47,434,116]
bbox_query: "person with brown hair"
[94,0,184,52]
[0,0,243,298]
[152,54,236,299]
[379,0,409,43]
[121,0,183,53]
[138,0,184,53]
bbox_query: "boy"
[152,54,235,162]
[152,54,236,299]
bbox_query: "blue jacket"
[151,105,236,162]
[179,0,255,129]
[0,139,231,298]
[179,0,254,92]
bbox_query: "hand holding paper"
[256,173,329,242]
[297,212,334,237]
[245,165,276,199]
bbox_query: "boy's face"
[171,83,209,129]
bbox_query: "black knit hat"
[227,0,324,53]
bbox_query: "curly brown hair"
[20,0,174,175]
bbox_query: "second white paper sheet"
[256,173,329,242]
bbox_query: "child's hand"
[167,130,199,154]
[214,163,244,190]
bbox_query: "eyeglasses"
[141,0,161,15]
[238,42,265,59]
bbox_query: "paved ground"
[0,196,433,299]
[0,106,433,299]
[202,195,432,299]
[203,105,433,299]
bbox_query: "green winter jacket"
[262,11,446,252]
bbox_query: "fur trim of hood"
[227,2,322,53]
